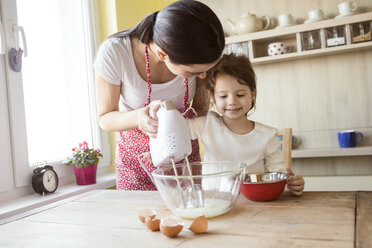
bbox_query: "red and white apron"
[115,45,201,190]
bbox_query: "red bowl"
[241,172,288,202]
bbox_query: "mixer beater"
[150,100,204,208]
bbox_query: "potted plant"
[63,141,103,185]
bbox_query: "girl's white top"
[93,36,197,112]
[187,111,286,173]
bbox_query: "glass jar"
[301,30,322,51]
[351,21,372,43]
[223,42,249,56]
[325,26,346,47]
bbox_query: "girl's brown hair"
[207,54,257,110]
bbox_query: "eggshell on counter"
[138,208,156,223]
[160,217,184,238]
[145,217,160,231]
[189,215,208,234]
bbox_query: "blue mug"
[337,130,363,148]
[277,136,296,151]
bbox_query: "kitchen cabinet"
[225,12,372,65]
[225,11,372,160]
[201,0,372,182]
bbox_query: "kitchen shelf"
[292,146,372,158]
[225,12,372,65]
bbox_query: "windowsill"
[0,172,116,224]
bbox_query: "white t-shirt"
[187,111,286,173]
[93,36,197,112]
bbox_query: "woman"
[93,0,225,190]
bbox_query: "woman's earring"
[157,50,167,60]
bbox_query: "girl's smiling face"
[213,74,256,121]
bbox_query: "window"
[18,0,96,164]
[0,0,109,194]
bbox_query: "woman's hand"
[286,168,305,196]
[138,100,163,138]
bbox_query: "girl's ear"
[156,49,168,61]
[211,95,218,108]
[252,89,257,100]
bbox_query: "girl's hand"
[286,168,305,196]
[138,100,163,138]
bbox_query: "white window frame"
[0,8,14,193]
[0,0,110,196]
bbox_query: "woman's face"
[152,44,220,79]
[164,59,219,79]
[213,74,256,121]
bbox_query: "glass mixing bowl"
[151,161,248,219]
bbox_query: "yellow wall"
[96,0,176,171]
[116,0,176,31]
[97,0,117,41]
[98,0,176,40]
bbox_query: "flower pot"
[72,164,97,185]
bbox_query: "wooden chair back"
[277,128,292,169]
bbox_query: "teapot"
[226,13,270,35]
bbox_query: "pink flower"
[79,141,89,149]
[72,147,77,151]
[96,148,101,153]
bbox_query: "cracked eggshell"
[189,215,208,234]
[160,217,184,238]
[145,217,160,231]
[138,208,156,223]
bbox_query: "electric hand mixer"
[149,100,204,208]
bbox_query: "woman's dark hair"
[111,0,225,65]
[207,54,257,111]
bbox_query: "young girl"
[187,54,305,195]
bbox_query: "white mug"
[308,9,325,21]
[338,2,357,16]
[278,14,295,26]
[268,42,290,56]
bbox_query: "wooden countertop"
[0,190,371,248]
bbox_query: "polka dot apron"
[115,44,201,190]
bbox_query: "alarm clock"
[32,165,59,195]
